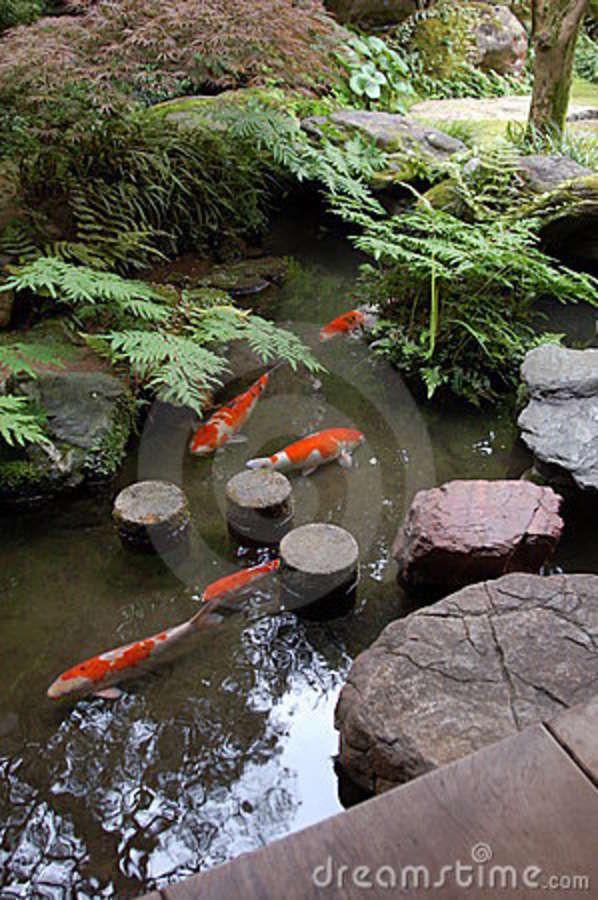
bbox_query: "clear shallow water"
[1,229,596,897]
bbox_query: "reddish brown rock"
[393,480,563,594]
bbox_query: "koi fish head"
[47,659,106,700]
[341,428,365,450]
[320,310,365,342]
[189,420,221,456]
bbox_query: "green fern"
[0,396,48,447]
[1,257,171,323]
[0,341,66,378]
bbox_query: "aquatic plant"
[351,204,597,404]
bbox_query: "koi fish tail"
[246,456,275,470]
[188,600,225,630]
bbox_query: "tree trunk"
[528,0,589,136]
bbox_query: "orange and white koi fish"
[246,427,364,476]
[319,310,365,342]
[189,372,270,457]
[201,559,280,603]
[47,598,225,702]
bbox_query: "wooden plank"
[159,722,598,900]
[548,697,598,785]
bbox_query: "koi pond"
[1,224,596,897]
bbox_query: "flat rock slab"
[518,344,598,492]
[393,479,563,594]
[517,154,593,193]
[302,109,466,164]
[335,572,598,793]
[411,95,596,124]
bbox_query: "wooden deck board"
[156,715,598,900]
[548,697,598,785]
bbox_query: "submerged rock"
[0,371,134,503]
[393,479,563,594]
[518,345,598,492]
[335,572,598,793]
[193,257,289,297]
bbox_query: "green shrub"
[0,0,43,32]
[574,30,598,83]
[4,112,281,271]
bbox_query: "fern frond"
[0,396,49,447]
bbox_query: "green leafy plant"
[505,121,598,171]
[0,0,43,32]
[351,205,597,403]
[0,396,48,448]
[574,30,598,83]
[11,114,279,271]
[337,35,414,111]
[0,340,67,448]
[3,258,322,415]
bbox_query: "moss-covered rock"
[527,174,598,265]
[0,371,135,504]
[398,1,528,79]
[302,109,467,185]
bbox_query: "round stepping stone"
[280,523,359,617]
[113,480,190,552]
[226,469,294,545]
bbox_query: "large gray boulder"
[518,345,598,492]
[393,479,563,594]
[335,573,598,793]
[0,371,134,502]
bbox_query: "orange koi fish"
[201,559,280,603]
[189,372,270,457]
[319,310,365,342]
[47,598,225,702]
[246,427,364,476]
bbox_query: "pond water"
[0,223,596,897]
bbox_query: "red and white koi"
[246,427,364,476]
[47,598,225,702]
[319,310,365,342]
[201,559,280,603]
[189,372,270,457]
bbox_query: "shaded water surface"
[1,230,595,897]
